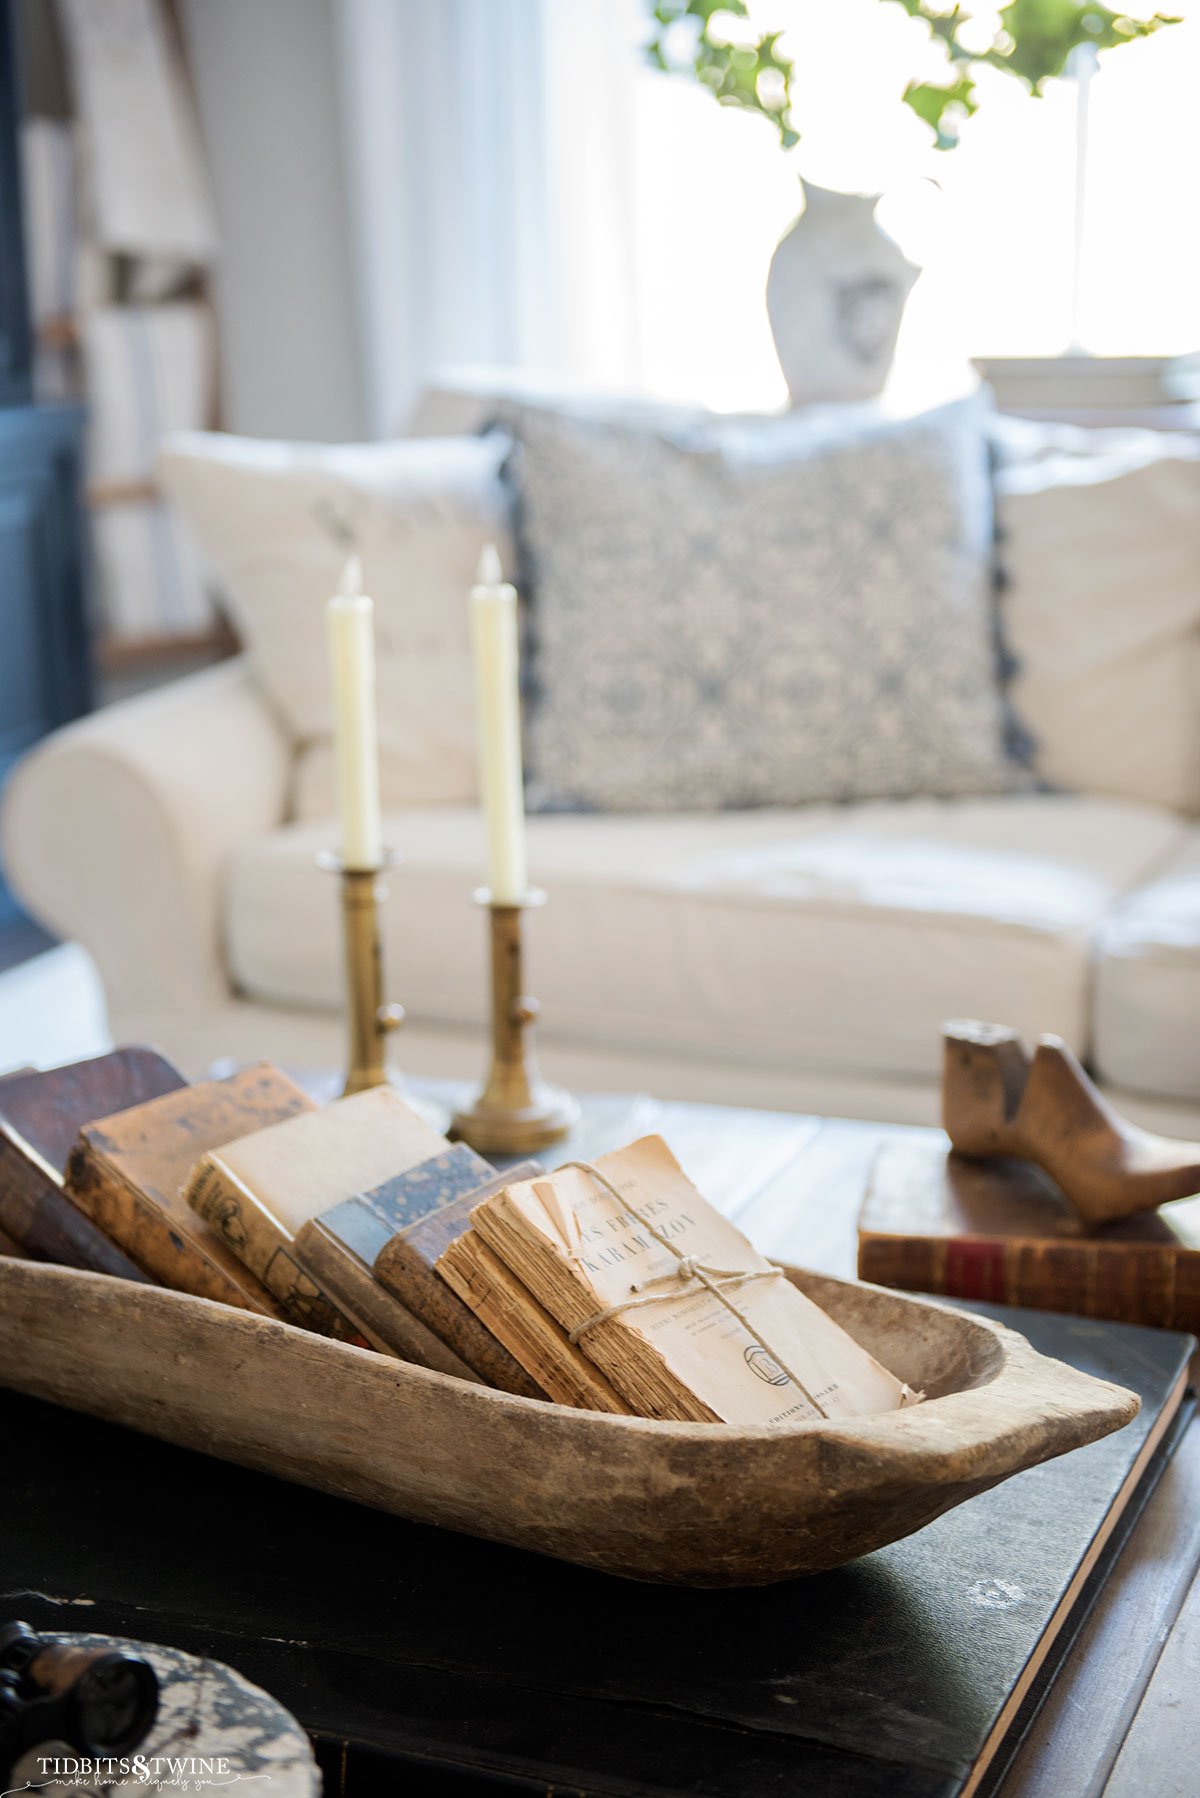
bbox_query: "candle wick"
[476,543,504,588]
[341,554,364,598]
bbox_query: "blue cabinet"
[0,4,91,939]
[0,10,89,942]
[0,0,29,406]
[0,405,91,931]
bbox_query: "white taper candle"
[470,544,528,903]
[327,556,383,870]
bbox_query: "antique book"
[66,1063,314,1313]
[460,1136,916,1425]
[319,1144,499,1261]
[0,1048,186,1277]
[375,1161,548,1395]
[291,1216,477,1376]
[437,1231,628,1412]
[183,1086,454,1343]
[291,1145,498,1379]
[860,1137,1200,1328]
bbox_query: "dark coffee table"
[415,1082,1200,1798]
[3,1088,1197,1797]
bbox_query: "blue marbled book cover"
[320,1144,494,1267]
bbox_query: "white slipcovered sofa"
[5,377,1200,1132]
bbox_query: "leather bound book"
[291,1145,497,1380]
[859,1137,1200,1328]
[0,1048,186,1277]
[318,1143,498,1266]
[182,1087,447,1332]
[374,1161,547,1395]
[66,1063,315,1313]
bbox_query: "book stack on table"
[860,1137,1200,1330]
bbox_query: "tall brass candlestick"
[318,850,404,1095]
[451,889,578,1156]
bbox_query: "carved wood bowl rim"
[0,1256,1140,1585]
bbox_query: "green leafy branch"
[644,0,1180,152]
[644,1,799,148]
[894,1,1180,149]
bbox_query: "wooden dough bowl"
[0,1256,1138,1587]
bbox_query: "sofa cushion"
[158,430,513,809]
[994,419,1200,815]
[506,396,1024,814]
[1094,829,1200,1099]
[225,795,1184,1084]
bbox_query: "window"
[625,0,1200,411]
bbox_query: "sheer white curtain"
[335,0,643,436]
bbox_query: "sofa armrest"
[3,657,291,1013]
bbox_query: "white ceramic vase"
[766,183,919,406]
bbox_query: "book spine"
[184,1157,375,1346]
[184,1154,289,1286]
[65,1144,284,1316]
[437,1236,623,1412]
[859,1230,1200,1331]
[375,1238,545,1399]
[292,1224,482,1380]
[1010,1240,1183,1327]
[255,1245,376,1347]
[471,1197,718,1423]
[0,1135,150,1280]
[857,1233,958,1299]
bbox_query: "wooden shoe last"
[943,1020,1200,1225]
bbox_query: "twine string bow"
[555,1159,828,1418]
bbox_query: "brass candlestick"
[318,850,405,1095]
[451,888,578,1156]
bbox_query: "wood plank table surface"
[7,1080,1199,1795]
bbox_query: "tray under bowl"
[0,1256,1137,1586]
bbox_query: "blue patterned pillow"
[504,398,1026,813]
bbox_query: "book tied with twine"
[439,1135,917,1425]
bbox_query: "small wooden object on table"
[943,1019,1200,1224]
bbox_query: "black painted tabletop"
[1,1306,1191,1798]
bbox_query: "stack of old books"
[436,1135,917,1421]
[0,1048,916,1425]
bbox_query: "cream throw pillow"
[995,421,1200,815]
[158,430,513,810]
[507,396,1023,812]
